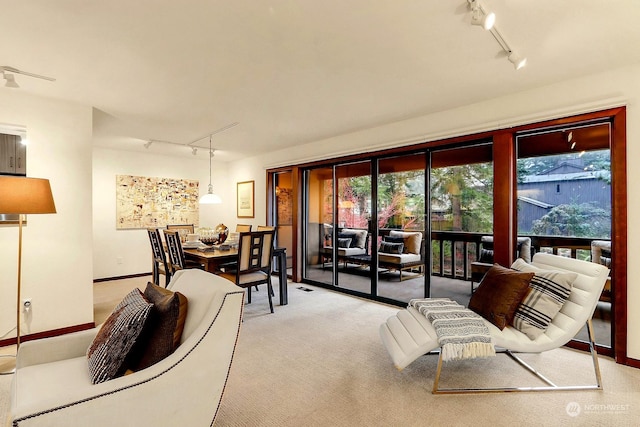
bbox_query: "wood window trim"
[268,105,628,365]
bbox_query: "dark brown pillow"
[127,282,188,371]
[468,264,534,330]
[87,289,153,383]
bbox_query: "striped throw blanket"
[409,298,496,362]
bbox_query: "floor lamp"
[0,176,56,356]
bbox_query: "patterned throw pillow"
[379,241,404,254]
[337,232,357,247]
[126,283,189,371]
[510,258,577,340]
[87,289,153,384]
[383,236,405,245]
[468,264,534,330]
[337,238,353,248]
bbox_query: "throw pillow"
[389,230,421,254]
[126,282,189,371]
[338,232,357,248]
[468,264,534,330]
[337,237,353,248]
[341,228,367,249]
[383,236,405,245]
[478,248,494,264]
[379,241,404,254]
[510,258,577,340]
[87,288,153,384]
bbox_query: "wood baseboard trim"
[624,357,640,369]
[93,272,151,283]
[0,322,95,347]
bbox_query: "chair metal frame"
[380,253,610,395]
[431,318,603,394]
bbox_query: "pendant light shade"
[200,187,222,204]
[200,136,222,204]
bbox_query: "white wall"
[2,62,638,359]
[0,90,94,339]
[92,147,230,279]
[230,63,640,360]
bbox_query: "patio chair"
[470,236,531,293]
[379,253,609,394]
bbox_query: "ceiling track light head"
[508,51,527,70]
[144,141,152,149]
[2,72,19,88]
[469,0,495,30]
[191,147,198,155]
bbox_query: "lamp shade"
[0,176,56,214]
[199,192,222,204]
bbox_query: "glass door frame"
[270,106,627,364]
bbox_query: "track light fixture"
[469,0,495,30]
[467,0,527,70]
[0,66,55,88]
[141,122,239,158]
[508,51,527,70]
[2,72,19,88]
[199,137,222,204]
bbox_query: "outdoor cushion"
[341,228,367,249]
[378,253,421,265]
[379,241,404,254]
[389,230,421,255]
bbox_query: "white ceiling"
[2,1,640,162]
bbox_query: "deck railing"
[430,232,610,281]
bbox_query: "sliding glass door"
[429,144,493,306]
[287,108,625,361]
[376,153,427,301]
[516,121,613,349]
[304,167,334,286]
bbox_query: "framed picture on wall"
[237,180,255,218]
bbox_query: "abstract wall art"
[116,175,199,229]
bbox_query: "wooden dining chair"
[257,225,276,296]
[147,228,171,287]
[220,230,276,313]
[163,229,204,273]
[219,224,253,279]
[166,224,195,243]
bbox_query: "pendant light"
[199,135,222,204]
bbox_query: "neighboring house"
[517,161,611,233]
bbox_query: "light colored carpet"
[218,284,640,426]
[1,278,639,426]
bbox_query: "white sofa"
[10,269,245,426]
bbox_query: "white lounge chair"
[380,253,610,393]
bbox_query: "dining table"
[183,246,288,305]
